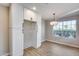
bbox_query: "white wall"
[9,3,24,56]
[24,20,37,48]
[45,16,79,48]
[0,6,9,55]
[24,8,37,22]
[41,20,45,42]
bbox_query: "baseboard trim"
[47,40,79,49]
[41,40,47,43]
[1,53,9,56]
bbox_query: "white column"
[9,3,24,56]
[34,15,42,48]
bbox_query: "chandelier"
[50,13,58,25]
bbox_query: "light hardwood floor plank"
[24,41,79,56]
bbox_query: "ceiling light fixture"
[50,13,58,26]
[32,6,36,10]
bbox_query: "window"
[53,20,76,39]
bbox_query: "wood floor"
[24,41,79,56]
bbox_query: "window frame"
[52,20,76,39]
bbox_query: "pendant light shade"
[50,21,58,25]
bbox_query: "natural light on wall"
[53,20,76,39]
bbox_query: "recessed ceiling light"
[32,6,36,10]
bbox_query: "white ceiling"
[0,3,79,20]
[21,3,79,20]
[0,3,10,7]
